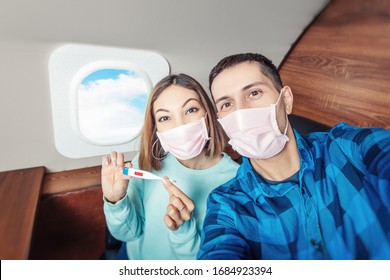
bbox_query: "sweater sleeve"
[103,177,145,242]
[167,217,200,259]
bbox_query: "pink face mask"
[157,117,209,160]
[218,88,289,159]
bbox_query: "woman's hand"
[162,177,195,231]
[101,151,132,203]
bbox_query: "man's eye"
[249,90,261,97]
[220,102,232,111]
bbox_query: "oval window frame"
[49,44,170,159]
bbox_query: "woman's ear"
[282,86,293,115]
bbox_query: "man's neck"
[250,127,300,182]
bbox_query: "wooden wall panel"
[279,0,390,129]
[42,166,101,195]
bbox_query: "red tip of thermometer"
[122,167,176,183]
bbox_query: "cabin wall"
[279,0,390,129]
[0,0,329,173]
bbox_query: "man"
[197,53,390,259]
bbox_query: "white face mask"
[218,88,289,159]
[156,117,210,160]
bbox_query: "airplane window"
[49,44,169,158]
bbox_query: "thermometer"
[122,167,176,183]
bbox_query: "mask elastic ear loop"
[151,138,167,161]
[202,112,213,153]
[283,114,289,136]
[276,87,289,137]
[275,87,284,105]
[203,112,211,141]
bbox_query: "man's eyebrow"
[214,95,230,105]
[242,81,266,91]
[214,81,267,104]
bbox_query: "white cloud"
[77,74,148,145]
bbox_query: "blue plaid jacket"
[198,123,390,259]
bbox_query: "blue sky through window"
[81,69,133,85]
[78,68,148,145]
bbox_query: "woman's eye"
[185,107,199,114]
[158,116,169,122]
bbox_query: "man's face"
[211,61,281,119]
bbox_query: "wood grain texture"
[279,0,390,129]
[43,166,101,195]
[0,167,45,259]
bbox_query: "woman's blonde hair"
[138,73,226,171]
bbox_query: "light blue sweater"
[103,152,239,259]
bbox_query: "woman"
[101,73,239,259]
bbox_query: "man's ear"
[282,86,293,115]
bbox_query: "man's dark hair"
[209,53,283,93]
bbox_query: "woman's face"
[153,85,206,132]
